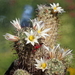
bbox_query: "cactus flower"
[34,58,47,71]
[50,3,64,13]
[3,33,19,41]
[10,18,21,30]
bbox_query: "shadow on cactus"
[4,3,73,75]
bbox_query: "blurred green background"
[0,0,75,75]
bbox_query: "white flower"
[50,3,64,13]
[31,18,43,30]
[37,4,46,10]
[45,44,72,60]
[50,44,72,60]
[34,58,47,71]
[31,19,50,38]
[24,30,39,46]
[37,23,50,38]
[10,18,21,30]
[59,49,72,59]
[47,44,60,59]
[3,33,19,41]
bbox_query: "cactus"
[13,69,30,75]
[36,4,58,48]
[4,3,73,75]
